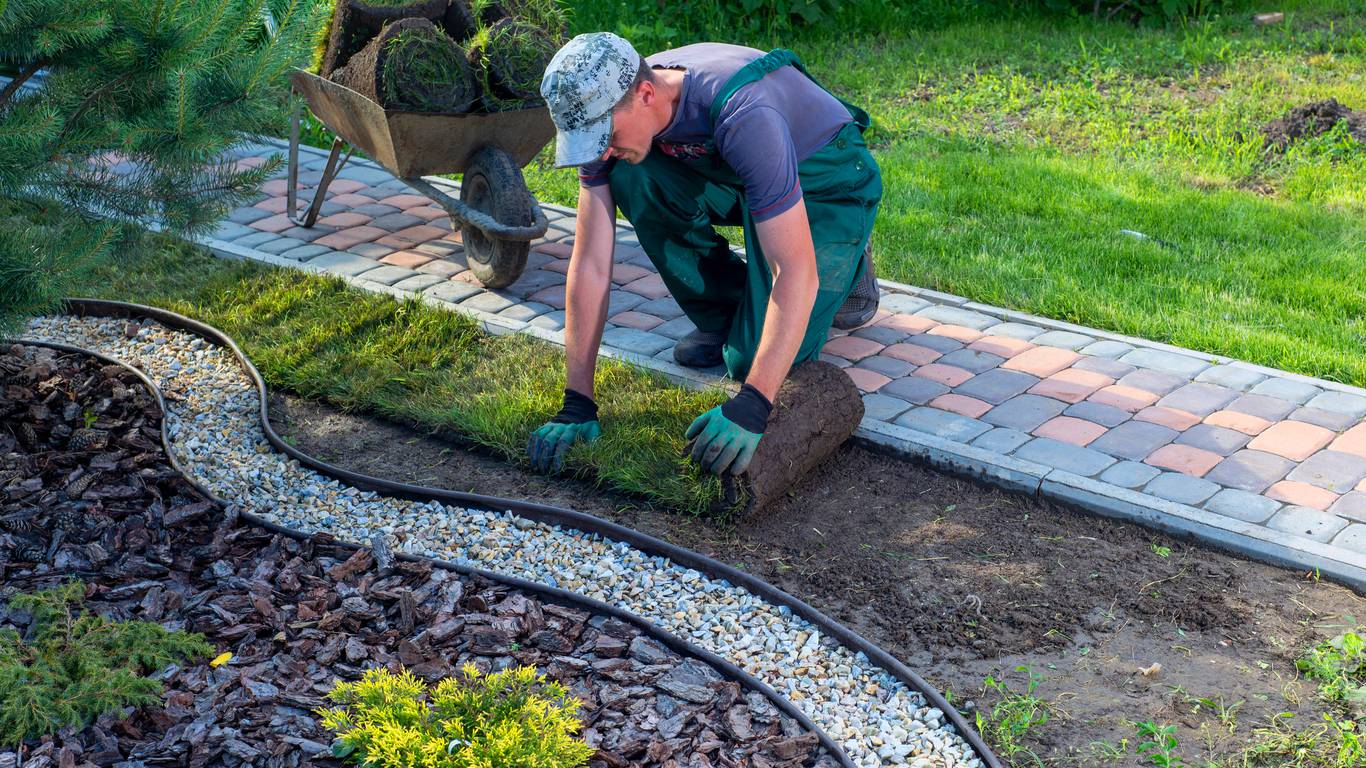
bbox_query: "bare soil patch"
[1263,98,1366,149]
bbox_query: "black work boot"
[832,240,879,330]
[673,327,728,368]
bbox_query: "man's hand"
[686,384,772,476]
[528,389,602,472]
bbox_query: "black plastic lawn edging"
[56,298,1004,768]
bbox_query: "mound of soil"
[0,345,826,768]
[1263,98,1366,149]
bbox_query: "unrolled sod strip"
[25,315,982,768]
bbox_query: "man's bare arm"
[563,184,617,398]
[745,200,819,401]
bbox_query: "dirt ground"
[271,393,1364,766]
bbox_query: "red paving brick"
[622,274,670,299]
[1359,477,1366,492]
[845,367,891,393]
[913,364,974,388]
[1134,406,1201,432]
[1266,481,1340,510]
[377,194,433,209]
[1028,368,1112,404]
[543,260,571,274]
[1089,385,1160,413]
[535,242,574,259]
[1002,346,1080,378]
[1145,444,1223,477]
[882,343,942,366]
[249,213,295,233]
[610,311,663,331]
[253,196,290,214]
[876,313,939,334]
[377,224,447,249]
[314,225,389,250]
[451,270,481,284]
[822,335,886,362]
[929,394,992,419]
[380,250,433,269]
[407,205,449,221]
[530,285,566,309]
[325,179,367,195]
[260,179,301,196]
[1329,424,1366,459]
[1204,409,1273,436]
[1247,421,1335,462]
[927,324,982,343]
[1033,416,1108,446]
[235,156,267,169]
[611,263,653,285]
[329,193,374,208]
[318,212,372,228]
[968,335,1035,359]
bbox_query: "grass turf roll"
[337,17,478,113]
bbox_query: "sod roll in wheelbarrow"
[335,17,479,113]
[319,0,449,77]
[711,361,865,518]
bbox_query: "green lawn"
[511,1,1366,385]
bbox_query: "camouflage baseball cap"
[540,32,640,167]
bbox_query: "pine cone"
[65,472,98,498]
[0,509,38,534]
[18,422,38,447]
[51,504,83,532]
[68,428,109,451]
[14,542,47,563]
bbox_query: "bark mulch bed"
[0,343,830,768]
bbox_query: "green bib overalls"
[606,48,882,381]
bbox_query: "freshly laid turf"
[82,239,727,515]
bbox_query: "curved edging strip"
[18,336,850,768]
[59,298,1003,768]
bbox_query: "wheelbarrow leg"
[286,96,354,228]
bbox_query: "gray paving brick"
[1331,524,1366,555]
[306,251,381,277]
[982,394,1067,431]
[415,240,462,258]
[606,291,646,315]
[654,316,698,340]
[1330,492,1366,522]
[460,291,516,313]
[1195,365,1267,392]
[1286,451,1366,493]
[882,376,951,404]
[1304,390,1366,417]
[1227,393,1298,420]
[954,369,1039,405]
[1203,488,1281,523]
[1064,400,1131,428]
[971,427,1033,454]
[376,177,414,193]
[497,301,554,322]
[529,310,566,331]
[212,221,257,241]
[1080,340,1134,359]
[349,242,396,259]
[1098,460,1162,489]
[636,297,685,319]
[280,226,333,243]
[1089,420,1179,461]
[370,212,424,231]
[915,305,997,330]
[335,165,393,185]
[862,393,914,423]
[391,274,446,292]
[506,270,566,298]
[423,280,484,303]
[350,203,401,218]
[857,355,916,379]
[851,326,908,346]
[1175,424,1251,456]
[893,407,992,442]
[819,354,851,368]
[1143,472,1220,505]
[1267,505,1348,543]
[1249,377,1321,404]
[908,334,963,354]
[1120,347,1212,378]
[1013,438,1116,476]
[234,231,279,248]
[880,293,931,315]
[277,244,333,262]
[1073,357,1136,379]
[358,265,418,286]
[936,348,1005,374]
[1030,330,1094,350]
[227,206,272,224]
[256,237,308,255]
[1205,449,1295,493]
[982,322,1044,340]
[1118,369,1189,396]
[1158,382,1240,416]
[1289,407,1359,432]
[601,327,673,356]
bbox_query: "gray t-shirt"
[579,43,852,222]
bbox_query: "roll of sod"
[320,0,449,78]
[337,16,478,113]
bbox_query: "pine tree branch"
[0,61,47,109]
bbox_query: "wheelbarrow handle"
[403,176,550,242]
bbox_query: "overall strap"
[707,48,871,133]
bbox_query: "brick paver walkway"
[177,137,1366,588]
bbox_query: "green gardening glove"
[685,384,772,476]
[527,389,602,473]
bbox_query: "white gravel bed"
[25,315,983,768]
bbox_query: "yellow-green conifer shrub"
[319,663,595,767]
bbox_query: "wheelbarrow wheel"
[459,146,531,288]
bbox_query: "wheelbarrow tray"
[289,69,554,178]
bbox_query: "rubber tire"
[459,146,531,289]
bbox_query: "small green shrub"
[1297,628,1366,711]
[320,663,595,767]
[0,581,214,748]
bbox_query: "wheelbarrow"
[284,69,555,288]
